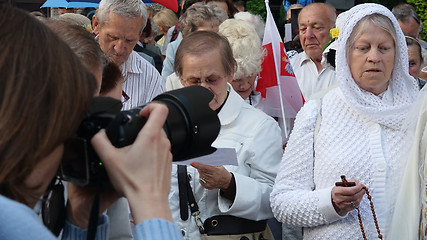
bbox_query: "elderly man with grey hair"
[93,0,164,111]
[290,3,337,100]
[392,3,427,50]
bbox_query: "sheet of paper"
[173,148,238,166]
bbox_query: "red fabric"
[151,0,178,12]
[256,1,304,119]
[258,43,276,98]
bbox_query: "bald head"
[298,3,336,62]
[299,3,336,28]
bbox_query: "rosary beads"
[356,187,382,239]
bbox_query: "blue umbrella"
[41,0,100,8]
[141,0,154,5]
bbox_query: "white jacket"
[169,85,283,240]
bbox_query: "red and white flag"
[256,0,304,130]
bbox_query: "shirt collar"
[121,51,143,75]
[217,84,244,125]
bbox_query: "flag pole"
[265,0,289,139]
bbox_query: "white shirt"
[121,51,165,110]
[290,51,336,100]
[165,72,183,91]
[169,85,283,240]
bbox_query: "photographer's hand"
[91,103,173,225]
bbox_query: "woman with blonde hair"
[153,9,178,48]
[219,18,263,104]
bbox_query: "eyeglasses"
[181,75,226,86]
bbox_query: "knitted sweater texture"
[270,87,409,239]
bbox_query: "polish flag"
[256,0,304,130]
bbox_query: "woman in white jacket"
[270,3,419,239]
[170,30,283,240]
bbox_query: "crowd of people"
[1,0,427,239]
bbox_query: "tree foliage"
[246,0,267,21]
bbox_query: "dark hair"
[405,35,423,64]
[142,19,152,38]
[182,0,204,14]
[0,4,97,205]
[204,0,237,18]
[174,31,236,77]
[100,61,123,94]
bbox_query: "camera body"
[59,86,220,189]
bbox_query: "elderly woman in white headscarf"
[270,3,419,239]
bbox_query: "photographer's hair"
[219,19,263,80]
[174,31,236,77]
[96,0,148,33]
[178,2,227,38]
[346,13,397,63]
[392,3,422,36]
[0,5,97,205]
[44,19,105,91]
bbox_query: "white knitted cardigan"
[270,3,419,240]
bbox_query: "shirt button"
[376,162,386,171]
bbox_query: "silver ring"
[350,201,356,208]
[200,178,207,184]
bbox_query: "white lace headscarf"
[336,3,419,130]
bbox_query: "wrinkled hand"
[66,184,120,228]
[191,162,232,190]
[91,103,173,224]
[331,179,365,216]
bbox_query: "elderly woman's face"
[408,45,422,79]
[230,74,257,100]
[349,24,395,95]
[180,50,231,110]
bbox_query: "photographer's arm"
[91,103,182,239]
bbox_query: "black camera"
[59,86,220,189]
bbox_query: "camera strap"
[87,187,101,240]
[177,165,205,233]
[41,177,65,236]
